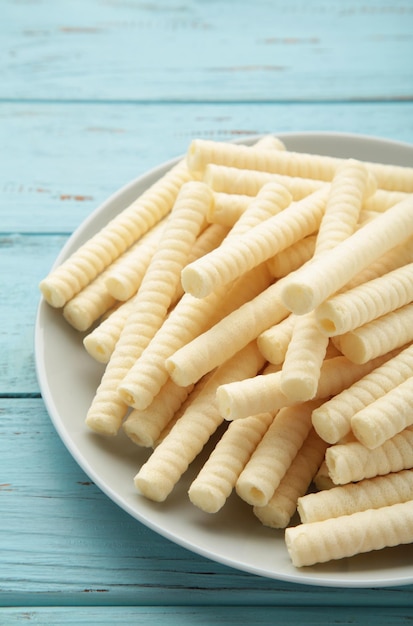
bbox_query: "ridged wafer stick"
[208,192,252,226]
[204,164,325,198]
[298,469,413,524]
[253,428,328,529]
[181,187,328,299]
[325,425,413,484]
[280,195,413,315]
[118,262,273,411]
[257,314,296,364]
[363,189,408,212]
[315,262,413,336]
[123,378,194,448]
[85,181,213,436]
[63,270,117,332]
[333,304,413,364]
[104,218,166,301]
[267,235,316,278]
[236,400,322,507]
[133,342,265,502]
[83,298,134,363]
[188,411,275,513]
[217,352,393,421]
[311,344,413,444]
[350,376,413,449]
[166,276,290,388]
[285,499,413,567]
[188,138,413,191]
[39,159,193,308]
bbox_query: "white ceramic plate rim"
[35,131,413,588]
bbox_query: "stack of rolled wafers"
[39,134,413,568]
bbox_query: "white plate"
[35,132,413,588]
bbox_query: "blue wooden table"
[2,0,413,623]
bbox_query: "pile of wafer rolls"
[39,134,413,569]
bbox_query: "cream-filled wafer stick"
[208,192,252,227]
[280,195,413,315]
[313,461,335,491]
[257,314,296,364]
[280,312,329,401]
[314,158,376,255]
[123,379,194,448]
[204,164,325,198]
[363,189,408,212]
[235,400,322,507]
[254,428,328,529]
[133,342,265,502]
[325,425,413,484]
[104,218,166,301]
[118,263,273,411]
[188,138,413,192]
[166,276,290,387]
[254,134,287,151]
[63,271,117,332]
[285,499,413,568]
[181,187,328,299]
[267,236,316,278]
[188,411,275,514]
[315,262,413,337]
[298,469,413,524]
[311,343,413,444]
[218,352,393,421]
[225,182,292,238]
[350,376,413,449]
[85,181,213,436]
[39,159,193,308]
[333,304,413,364]
[83,298,134,363]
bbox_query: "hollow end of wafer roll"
[188,483,226,514]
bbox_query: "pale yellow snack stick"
[63,270,117,332]
[166,275,290,388]
[315,262,413,336]
[103,221,166,301]
[267,235,316,278]
[285,499,413,568]
[350,376,413,449]
[235,400,322,507]
[217,352,393,421]
[314,158,376,255]
[118,262,273,411]
[83,298,134,363]
[325,425,413,484]
[181,187,328,299]
[253,134,287,151]
[257,314,296,364]
[133,342,265,502]
[279,312,329,402]
[334,305,413,364]
[123,378,194,448]
[253,428,328,529]
[204,164,325,198]
[363,189,408,212]
[208,192,252,227]
[188,411,275,514]
[39,159,193,308]
[311,343,413,444]
[85,181,212,436]
[188,138,413,191]
[280,195,413,315]
[313,461,335,491]
[298,469,413,524]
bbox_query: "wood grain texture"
[2,0,413,101]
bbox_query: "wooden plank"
[1,398,413,608]
[2,101,413,233]
[2,0,413,101]
[1,606,413,625]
